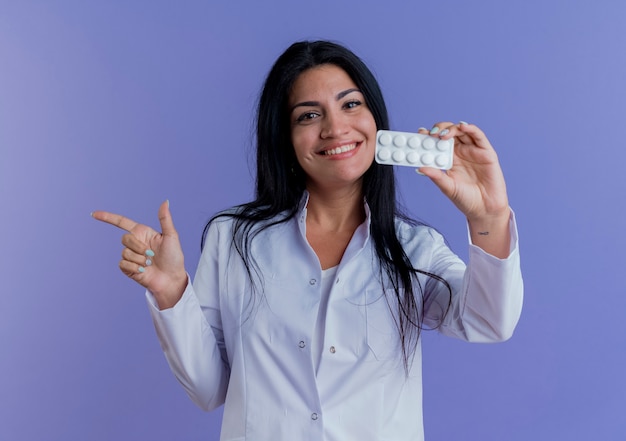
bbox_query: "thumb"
[158,200,177,236]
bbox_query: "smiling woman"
[93,40,523,441]
[289,65,377,193]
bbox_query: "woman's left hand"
[417,122,509,223]
[418,122,512,258]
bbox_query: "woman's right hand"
[92,200,187,310]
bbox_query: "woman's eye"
[344,100,362,109]
[296,111,319,122]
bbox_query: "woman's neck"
[304,183,365,233]
[303,184,366,270]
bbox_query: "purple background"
[2,1,625,440]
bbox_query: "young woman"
[93,40,523,441]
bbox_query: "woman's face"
[288,64,377,192]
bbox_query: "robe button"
[309,279,317,285]
[298,341,306,349]
[329,346,336,354]
[311,413,319,420]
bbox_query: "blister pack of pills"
[375,130,454,169]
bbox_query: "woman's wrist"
[153,272,189,310]
[467,208,511,258]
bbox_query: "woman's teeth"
[323,143,357,156]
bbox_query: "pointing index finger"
[91,210,139,232]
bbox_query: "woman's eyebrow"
[336,88,361,100]
[290,100,319,112]
[290,88,362,113]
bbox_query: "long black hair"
[203,40,450,370]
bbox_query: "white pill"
[408,136,421,149]
[378,132,392,146]
[406,151,420,164]
[421,153,434,165]
[393,134,407,147]
[437,139,451,151]
[392,150,406,162]
[377,148,391,161]
[422,137,435,150]
[435,154,449,167]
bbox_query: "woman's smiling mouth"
[321,142,359,156]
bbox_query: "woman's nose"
[320,112,349,138]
